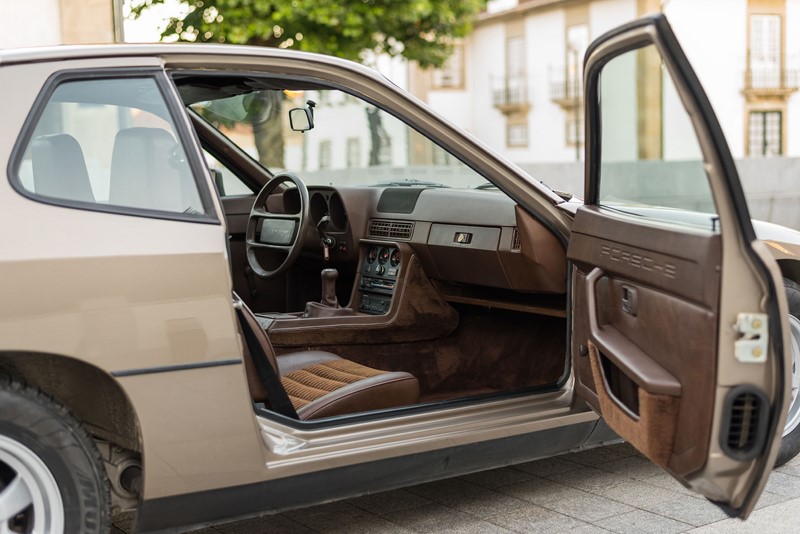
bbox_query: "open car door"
[568,15,791,518]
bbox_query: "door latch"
[734,313,768,363]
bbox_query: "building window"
[749,14,781,88]
[346,138,360,167]
[507,122,528,147]
[432,145,459,166]
[748,110,782,156]
[566,116,584,146]
[566,24,589,99]
[318,140,332,169]
[433,44,465,89]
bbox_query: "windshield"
[190,88,489,189]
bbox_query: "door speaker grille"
[720,386,769,461]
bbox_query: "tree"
[129,0,486,167]
[129,0,485,68]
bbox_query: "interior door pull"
[622,285,638,316]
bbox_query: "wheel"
[776,278,800,467]
[245,171,311,279]
[0,377,109,533]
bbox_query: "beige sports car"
[1,14,799,533]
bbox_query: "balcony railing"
[744,67,800,92]
[549,78,583,107]
[490,75,529,112]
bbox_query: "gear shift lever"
[320,268,339,308]
[302,268,356,318]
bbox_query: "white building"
[412,0,800,162]
[0,0,121,49]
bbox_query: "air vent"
[368,219,414,240]
[511,227,521,250]
[720,386,769,461]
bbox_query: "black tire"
[776,278,800,467]
[0,376,110,533]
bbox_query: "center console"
[358,244,402,315]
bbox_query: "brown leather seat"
[235,295,419,420]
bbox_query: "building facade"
[412,0,800,163]
[0,0,121,49]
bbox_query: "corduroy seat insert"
[282,359,386,409]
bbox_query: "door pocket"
[588,342,680,466]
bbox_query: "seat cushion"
[278,352,420,420]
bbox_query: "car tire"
[0,376,110,533]
[776,278,800,467]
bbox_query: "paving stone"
[282,500,371,529]
[597,480,686,509]
[459,466,537,489]
[213,513,314,533]
[381,503,502,533]
[686,496,800,533]
[559,446,633,466]
[763,470,800,497]
[499,478,587,506]
[545,465,632,494]
[442,489,531,519]
[347,489,432,514]
[404,477,485,505]
[319,516,415,534]
[640,473,696,496]
[596,456,666,481]
[752,489,790,510]
[647,495,730,527]
[513,456,585,477]
[487,503,591,534]
[540,492,635,523]
[594,509,691,534]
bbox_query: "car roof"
[0,43,353,69]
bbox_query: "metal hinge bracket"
[734,313,768,363]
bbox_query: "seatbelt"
[233,302,299,419]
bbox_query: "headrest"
[31,134,95,202]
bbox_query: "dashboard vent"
[511,227,521,250]
[720,386,768,461]
[369,219,414,240]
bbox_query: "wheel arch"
[0,351,142,453]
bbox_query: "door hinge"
[734,313,768,363]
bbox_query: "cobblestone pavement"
[113,443,800,533]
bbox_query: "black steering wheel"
[246,172,310,279]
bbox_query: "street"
[113,442,800,533]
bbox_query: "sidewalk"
[115,443,800,533]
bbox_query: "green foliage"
[128,0,486,68]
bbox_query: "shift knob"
[321,268,339,308]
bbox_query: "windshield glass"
[190,88,489,188]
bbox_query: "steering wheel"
[246,172,310,279]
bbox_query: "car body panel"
[0,16,796,531]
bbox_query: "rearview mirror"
[289,100,316,132]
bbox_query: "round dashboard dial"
[378,247,391,265]
[367,246,379,264]
[390,249,401,267]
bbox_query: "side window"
[15,77,208,216]
[598,44,717,221]
[203,150,254,197]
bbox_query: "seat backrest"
[31,134,95,202]
[109,127,185,212]
[233,293,279,404]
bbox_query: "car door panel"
[573,15,790,517]
[570,207,720,475]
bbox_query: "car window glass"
[203,150,254,197]
[598,44,718,228]
[16,77,207,216]
[190,88,489,189]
